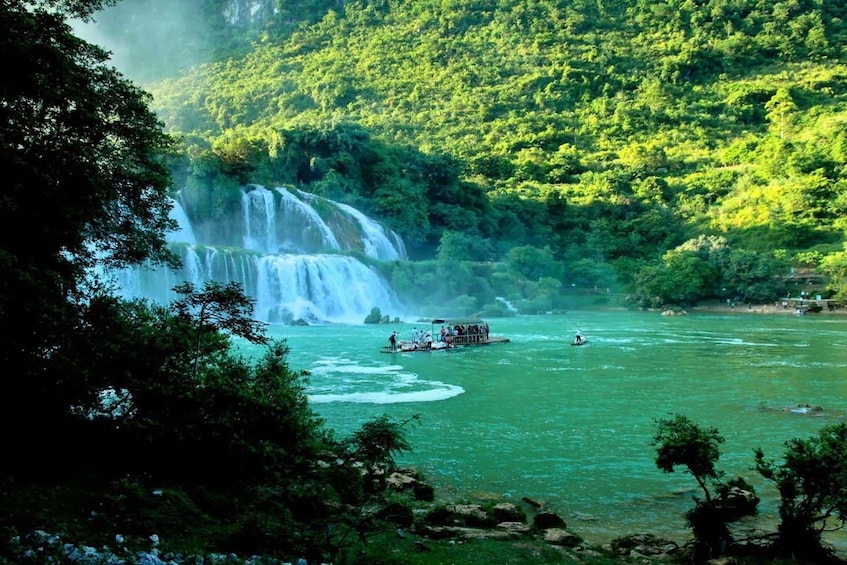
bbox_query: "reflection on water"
[240,311,847,551]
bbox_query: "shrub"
[652,414,758,560]
[754,422,847,562]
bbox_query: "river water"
[240,310,847,550]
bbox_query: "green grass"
[337,530,619,565]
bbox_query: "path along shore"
[688,300,847,316]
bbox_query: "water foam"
[307,356,464,404]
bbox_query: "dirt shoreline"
[686,302,847,316]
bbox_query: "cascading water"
[115,185,407,324]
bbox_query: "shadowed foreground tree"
[171,281,269,376]
[653,414,759,562]
[1,278,419,561]
[347,414,417,491]
[755,422,847,563]
[0,0,176,474]
[0,4,421,561]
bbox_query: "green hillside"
[8,3,847,563]
[106,0,847,309]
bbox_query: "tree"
[720,248,783,303]
[346,414,417,491]
[653,414,724,503]
[764,87,798,140]
[754,422,847,562]
[506,245,563,281]
[312,413,420,562]
[634,250,717,307]
[10,281,338,558]
[820,246,847,300]
[24,0,116,19]
[653,414,734,560]
[0,0,176,474]
[171,281,268,376]
[436,230,494,262]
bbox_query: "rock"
[716,487,759,520]
[521,496,543,508]
[422,504,499,529]
[610,533,679,558]
[661,309,687,316]
[496,522,532,535]
[533,511,566,530]
[492,502,526,523]
[447,504,497,527]
[543,528,582,547]
[375,502,414,528]
[386,471,417,490]
[461,528,519,541]
[416,525,457,540]
[417,525,508,541]
[422,506,456,527]
[396,466,420,479]
[413,482,435,501]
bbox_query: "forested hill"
[91,0,847,307]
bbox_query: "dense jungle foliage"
[87,0,847,311]
[4,2,847,564]
[1,2,430,563]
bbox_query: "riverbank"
[688,300,847,316]
[566,295,847,316]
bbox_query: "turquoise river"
[238,310,847,552]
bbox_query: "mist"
[72,0,226,86]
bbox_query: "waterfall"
[242,187,278,253]
[115,187,407,324]
[254,254,399,323]
[333,201,407,261]
[167,199,196,244]
[496,297,518,312]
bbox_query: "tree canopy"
[0,9,422,562]
[73,0,847,307]
[0,0,176,469]
[6,2,847,562]
[755,422,847,562]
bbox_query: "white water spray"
[115,187,406,323]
